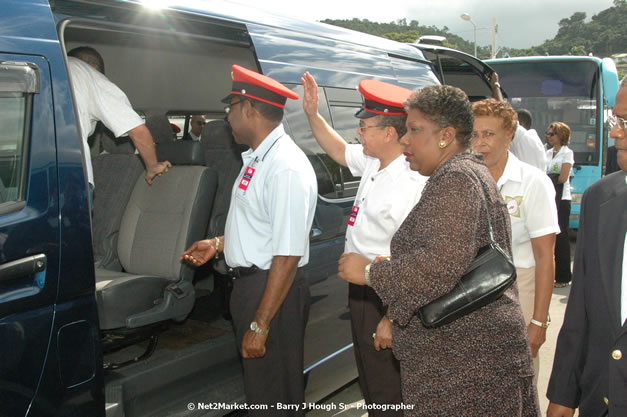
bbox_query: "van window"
[326,87,363,197]
[0,62,37,204]
[327,105,361,196]
[284,84,362,199]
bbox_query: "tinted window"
[0,62,35,204]
[327,104,361,196]
[284,84,363,199]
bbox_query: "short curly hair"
[471,99,518,133]
[405,85,474,148]
[549,121,571,146]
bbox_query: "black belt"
[228,265,260,279]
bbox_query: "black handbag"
[417,171,517,328]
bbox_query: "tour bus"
[0,0,452,415]
[486,56,620,229]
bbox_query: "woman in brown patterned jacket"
[339,85,540,416]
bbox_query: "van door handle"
[0,254,47,283]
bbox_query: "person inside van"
[302,72,427,415]
[182,115,206,141]
[67,46,171,194]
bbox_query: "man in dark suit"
[547,79,627,417]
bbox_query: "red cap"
[355,79,413,118]
[222,64,299,108]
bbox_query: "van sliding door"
[0,56,61,417]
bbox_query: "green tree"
[570,45,587,56]
[382,30,420,43]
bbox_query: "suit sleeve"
[546,187,591,407]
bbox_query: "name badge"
[348,205,360,226]
[238,166,256,191]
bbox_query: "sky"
[227,0,616,49]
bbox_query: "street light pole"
[461,13,477,57]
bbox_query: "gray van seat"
[201,120,241,238]
[96,141,217,330]
[145,114,175,144]
[92,133,143,270]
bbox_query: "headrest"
[201,120,236,150]
[156,141,205,165]
[145,115,175,144]
[101,133,136,154]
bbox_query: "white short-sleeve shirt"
[498,152,561,268]
[224,125,318,270]
[510,124,547,171]
[546,145,575,200]
[67,57,144,185]
[344,144,427,261]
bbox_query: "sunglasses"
[545,131,556,137]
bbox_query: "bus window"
[490,60,600,166]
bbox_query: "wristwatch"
[250,321,269,335]
[530,317,550,329]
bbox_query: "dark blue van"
[0,1,442,415]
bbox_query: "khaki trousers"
[516,266,540,380]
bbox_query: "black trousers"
[555,199,572,284]
[349,283,403,417]
[230,268,310,417]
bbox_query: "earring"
[439,141,446,149]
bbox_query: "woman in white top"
[545,122,575,287]
[472,99,560,378]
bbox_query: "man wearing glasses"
[182,65,316,415]
[302,73,426,415]
[547,77,627,417]
[182,115,206,141]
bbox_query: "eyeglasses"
[224,100,243,115]
[357,124,385,134]
[194,120,206,126]
[545,131,556,137]
[608,112,627,130]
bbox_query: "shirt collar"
[241,124,285,161]
[497,152,523,188]
[379,153,411,179]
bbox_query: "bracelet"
[364,263,372,287]
[493,82,501,88]
[214,236,220,260]
[530,318,550,329]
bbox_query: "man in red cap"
[302,72,426,414]
[182,65,317,415]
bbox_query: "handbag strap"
[467,167,497,245]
